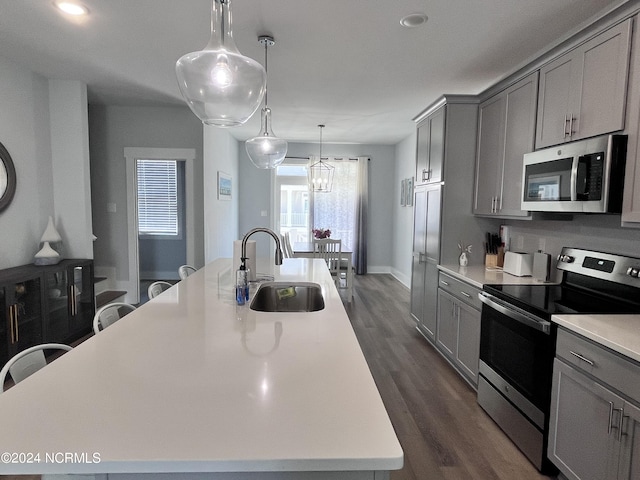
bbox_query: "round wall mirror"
[0,142,16,212]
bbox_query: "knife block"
[485,247,504,268]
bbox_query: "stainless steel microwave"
[521,134,627,213]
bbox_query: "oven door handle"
[478,292,551,334]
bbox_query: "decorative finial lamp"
[308,125,334,193]
[34,216,63,265]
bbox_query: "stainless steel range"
[478,247,640,473]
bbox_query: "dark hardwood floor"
[343,274,555,480]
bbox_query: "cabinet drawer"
[438,272,481,310]
[556,327,640,401]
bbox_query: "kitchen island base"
[44,472,390,480]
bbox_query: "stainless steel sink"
[250,282,325,312]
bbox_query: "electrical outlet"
[516,235,524,250]
[107,202,117,213]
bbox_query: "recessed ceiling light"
[54,1,89,16]
[400,13,428,28]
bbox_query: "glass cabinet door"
[69,262,94,333]
[45,268,71,341]
[0,276,43,367]
[45,261,94,343]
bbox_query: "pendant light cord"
[264,39,268,107]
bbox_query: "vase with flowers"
[312,228,331,239]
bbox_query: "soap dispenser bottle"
[236,263,249,305]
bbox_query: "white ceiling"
[0,0,627,145]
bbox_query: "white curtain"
[312,156,369,274]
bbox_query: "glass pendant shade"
[175,0,266,127]
[246,108,288,168]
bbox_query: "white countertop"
[0,258,403,475]
[438,264,559,289]
[552,314,640,364]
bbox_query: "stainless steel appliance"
[521,134,627,213]
[478,247,640,473]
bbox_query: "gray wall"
[89,105,204,286]
[238,142,396,272]
[203,127,240,262]
[391,133,417,287]
[0,55,92,269]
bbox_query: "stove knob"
[558,255,575,263]
[627,267,640,278]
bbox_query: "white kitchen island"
[0,258,403,480]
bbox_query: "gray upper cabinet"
[536,19,632,149]
[415,106,445,184]
[474,72,538,217]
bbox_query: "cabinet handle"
[608,402,615,435]
[13,305,18,344]
[491,196,496,213]
[569,115,575,137]
[620,413,629,442]
[564,114,570,137]
[569,350,595,366]
[70,285,77,316]
[617,407,625,442]
[460,291,471,298]
[608,403,624,439]
[440,280,450,286]
[8,305,15,344]
[495,196,501,212]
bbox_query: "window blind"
[137,159,178,236]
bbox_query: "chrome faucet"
[241,227,284,268]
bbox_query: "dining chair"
[93,302,137,334]
[0,343,72,392]
[178,265,197,280]
[313,238,343,286]
[147,281,173,299]
[281,232,294,258]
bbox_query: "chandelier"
[308,125,334,193]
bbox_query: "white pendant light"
[246,35,288,169]
[175,0,266,127]
[308,125,334,193]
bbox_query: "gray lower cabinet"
[436,272,481,386]
[548,329,640,480]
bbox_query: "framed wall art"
[217,171,232,200]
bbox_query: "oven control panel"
[557,247,640,287]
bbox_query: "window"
[137,159,179,236]
[312,159,357,251]
[275,162,312,243]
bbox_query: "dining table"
[292,242,353,298]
